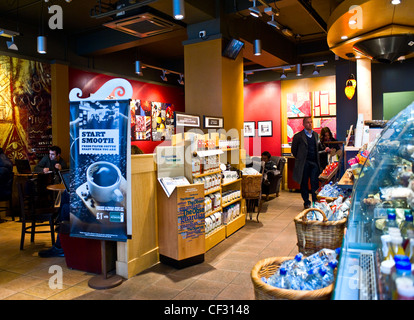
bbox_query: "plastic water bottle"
[302,248,337,272]
[303,269,322,290]
[281,253,303,270]
[392,260,414,299]
[273,268,291,289]
[400,213,414,240]
[384,209,398,234]
[289,254,307,278]
[321,261,337,288]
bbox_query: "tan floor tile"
[4,292,43,300]
[184,278,227,296]
[22,280,70,299]
[0,275,44,292]
[47,285,94,300]
[215,283,255,300]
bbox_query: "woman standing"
[318,127,340,170]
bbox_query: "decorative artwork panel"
[287,92,311,118]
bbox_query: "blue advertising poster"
[69,99,129,242]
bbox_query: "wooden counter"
[116,154,159,279]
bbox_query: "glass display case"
[333,102,414,300]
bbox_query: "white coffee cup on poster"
[87,161,124,203]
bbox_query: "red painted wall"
[244,81,281,157]
[69,68,185,153]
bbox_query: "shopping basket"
[294,207,346,256]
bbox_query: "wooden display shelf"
[205,225,226,251]
[193,169,222,179]
[222,197,242,208]
[222,178,242,187]
[205,187,221,196]
[205,206,222,218]
[319,166,339,182]
[225,214,246,237]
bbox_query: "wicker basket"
[251,256,334,300]
[242,174,262,199]
[294,208,346,256]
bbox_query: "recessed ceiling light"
[349,19,357,25]
[391,0,401,4]
[341,35,348,40]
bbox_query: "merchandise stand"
[173,132,245,252]
[156,182,205,268]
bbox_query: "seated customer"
[34,146,68,183]
[261,151,278,200]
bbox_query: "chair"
[0,172,14,221]
[251,156,286,199]
[17,179,58,250]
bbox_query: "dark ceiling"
[0,0,343,82]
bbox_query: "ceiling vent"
[353,34,414,64]
[104,12,183,38]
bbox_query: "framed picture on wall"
[203,115,224,129]
[175,112,200,128]
[244,121,255,137]
[258,120,273,137]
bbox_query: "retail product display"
[308,196,351,221]
[317,181,352,198]
[174,132,244,251]
[333,103,414,300]
[320,162,339,178]
[261,249,339,291]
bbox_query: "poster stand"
[88,240,123,289]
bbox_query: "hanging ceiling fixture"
[37,36,47,54]
[253,39,262,56]
[173,0,185,20]
[345,74,357,99]
[135,60,143,75]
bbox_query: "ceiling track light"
[178,74,184,85]
[161,70,169,82]
[267,14,281,29]
[253,39,262,56]
[249,0,262,17]
[6,36,18,50]
[173,0,185,20]
[280,71,287,79]
[312,67,320,75]
[37,36,47,54]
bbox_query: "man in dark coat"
[291,117,321,209]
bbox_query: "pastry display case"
[333,102,414,300]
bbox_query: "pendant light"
[253,39,261,56]
[173,0,185,20]
[345,74,357,99]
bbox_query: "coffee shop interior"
[0,0,414,300]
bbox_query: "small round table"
[47,183,65,207]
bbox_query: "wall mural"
[0,55,51,164]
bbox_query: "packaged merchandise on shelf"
[219,139,240,150]
[205,211,223,235]
[222,203,240,224]
[262,248,339,291]
[222,170,239,184]
[222,190,240,205]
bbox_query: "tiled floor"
[0,190,302,300]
